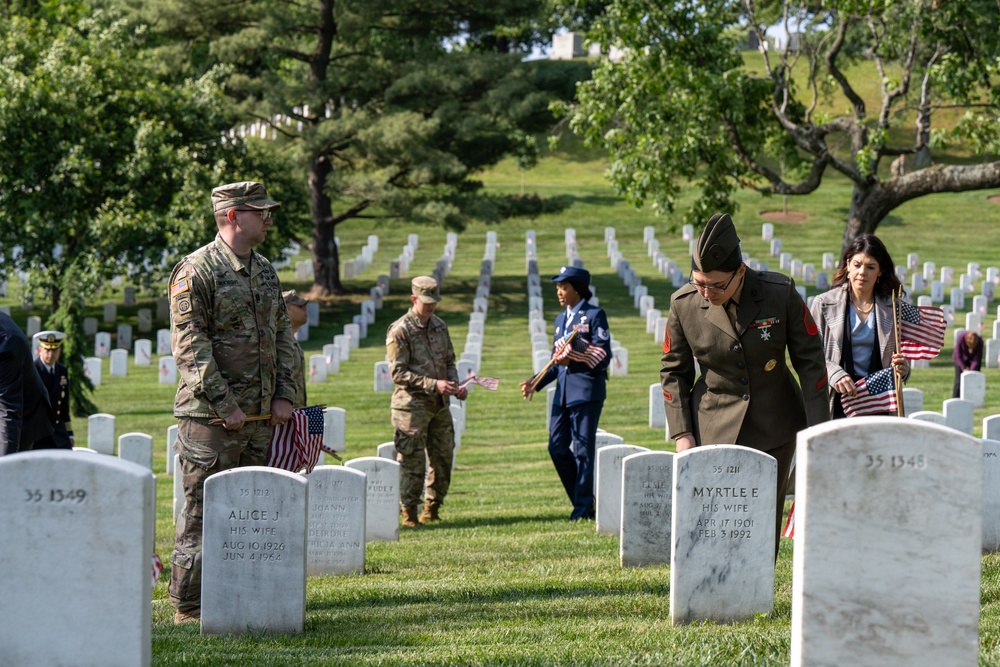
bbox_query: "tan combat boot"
[174,609,200,624]
[401,505,421,528]
[419,500,441,523]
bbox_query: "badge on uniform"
[765,359,777,372]
[177,298,192,314]
[574,323,589,333]
[170,278,189,298]
[596,326,609,341]
[749,317,779,341]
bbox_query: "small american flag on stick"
[267,405,326,474]
[841,368,898,418]
[459,375,500,391]
[898,301,946,360]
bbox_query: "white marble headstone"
[116,323,132,350]
[84,357,102,387]
[158,356,177,385]
[620,451,674,567]
[156,329,171,356]
[344,457,400,542]
[305,466,366,575]
[103,302,117,323]
[94,332,111,358]
[133,339,152,366]
[960,371,986,408]
[333,334,351,360]
[649,383,666,428]
[943,398,974,434]
[609,348,628,377]
[984,439,1000,552]
[377,442,396,460]
[309,354,327,384]
[596,445,649,535]
[670,445,776,625]
[901,387,923,417]
[323,407,346,454]
[201,467,307,635]
[790,418,981,666]
[374,361,393,392]
[118,432,153,470]
[110,349,128,377]
[0,451,154,667]
[166,424,178,475]
[88,413,116,455]
[323,344,341,373]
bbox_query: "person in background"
[167,181,298,624]
[520,266,612,521]
[0,312,53,455]
[282,290,309,408]
[660,213,829,554]
[809,234,910,418]
[386,276,466,527]
[33,331,73,449]
[952,330,983,399]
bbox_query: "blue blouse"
[850,306,876,377]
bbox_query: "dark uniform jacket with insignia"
[34,359,73,449]
[168,234,297,419]
[660,270,829,450]
[386,309,458,413]
[535,300,613,407]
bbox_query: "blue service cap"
[550,265,591,284]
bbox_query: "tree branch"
[825,16,867,120]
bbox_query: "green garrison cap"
[692,213,743,272]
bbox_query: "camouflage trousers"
[168,418,272,613]
[392,405,455,509]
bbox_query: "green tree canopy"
[121,0,578,295]
[566,0,1000,247]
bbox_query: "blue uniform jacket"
[535,301,613,407]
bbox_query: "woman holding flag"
[521,266,612,521]
[809,234,913,418]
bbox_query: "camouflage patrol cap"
[411,276,441,304]
[282,290,309,306]
[36,330,66,350]
[211,181,280,213]
[692,213,743,273]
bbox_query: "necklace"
[851,297,874,314]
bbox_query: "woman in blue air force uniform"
[521,266,613,520]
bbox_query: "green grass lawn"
[5,143,1000,665]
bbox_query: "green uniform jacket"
[660,270,830,451]
[169,234,297,419]
[385,309,458,412]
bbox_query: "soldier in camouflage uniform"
[167,181,298,624]
[282,290,309,408]
[386,276,467,527]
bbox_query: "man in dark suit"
[33,331,74,449]
[660,213,829,550]
[0,312,54,455]
[521,266,613,520]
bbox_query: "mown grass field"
[5,131,1000,665]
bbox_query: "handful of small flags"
[553,331,607,369]
[459,375,500,391]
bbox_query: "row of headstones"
[85,407,349,477]
[389,233,419,279]
[293,234,380,281]
[0,450,407,663]
[308,275,390,384]
[580,418,985,665]
[429,233,459,288]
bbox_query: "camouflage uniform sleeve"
[169,260,240,418]
[271,280,298,405]
[386,321,436,393]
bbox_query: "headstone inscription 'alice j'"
[0,451,154,667]
[201,467,307,636]
[791,418,982,667]
[670,445,777,625]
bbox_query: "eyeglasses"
[234,208,272,222]
[689,270,738,295]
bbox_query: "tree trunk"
[309,154,344,296]
[841,160,1000,254]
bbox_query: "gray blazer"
[809,284,908,410]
